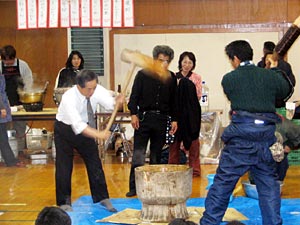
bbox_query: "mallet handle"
[274,16,300,57]
[104,63,136,132]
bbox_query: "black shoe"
[126,190,136,197]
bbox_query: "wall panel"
[134,0,293,26]
[111,30,300,126]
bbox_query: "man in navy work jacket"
[200,40,292,225]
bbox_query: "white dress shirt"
[56,84,115,134]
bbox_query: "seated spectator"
[35,206,71,225]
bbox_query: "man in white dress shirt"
[54,69,123,212]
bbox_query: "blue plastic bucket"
[206,174,216,190]
[206,174,233,202]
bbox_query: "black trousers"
[54,120,109,206]
[129,112,167,192]
[0,123,18,166]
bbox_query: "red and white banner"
[70,0,80,27]
[113,0,122,27]
[80,0,91,27]
[91,0,102,27]
[27,0,37,28]
[16,0,134,29]
[38,0,48,28]
[60,0,70,28]
[123,0,134,27]
[17,0,27,29]
[102,0,112,27]
[48,0,59,28]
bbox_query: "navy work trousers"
[200,114,282,225]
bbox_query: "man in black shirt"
[257,41,296,108]
[257,41,276,68]
[126,45,178,197]
[262,52,295,107]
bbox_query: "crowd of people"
[1,19,300,225]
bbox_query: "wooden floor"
[0,151,300,225]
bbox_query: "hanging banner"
[70,0,80,27]
[91,0,102,27]
[113,0,122,27]
[17,0,27,29]
[102,0,112,27]
[49,0,59,28]
[60,0,70,27]
[27,0,37,28]
[123,0,134,27]
[38,0,48,28]
[17,0,134,29]
[81,0,91,27]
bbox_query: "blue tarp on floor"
[69,196,300,225]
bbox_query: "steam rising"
[18,73,48,93]
[22,75,33,92]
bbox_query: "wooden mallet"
[274,15,300,57]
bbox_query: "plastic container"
[276,107,286,117]
[26,129,53,150]
[288,149,300,165]
[288,119,300,165]
[200,81,209,112]
[243,181,283,199]
[52,140,56,160]
[292,119,300,126]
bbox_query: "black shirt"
[57,68,79,88]
[257,59,295,108]
[128,69,177,121]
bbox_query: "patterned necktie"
[86,98,96,128]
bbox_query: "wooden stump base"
[141,201,189,222]
[135,165,193,222]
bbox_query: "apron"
[2,59,24,106]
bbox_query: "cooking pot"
[18,81,49,104]
[18,91,45,103]
[53,87,71,105]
